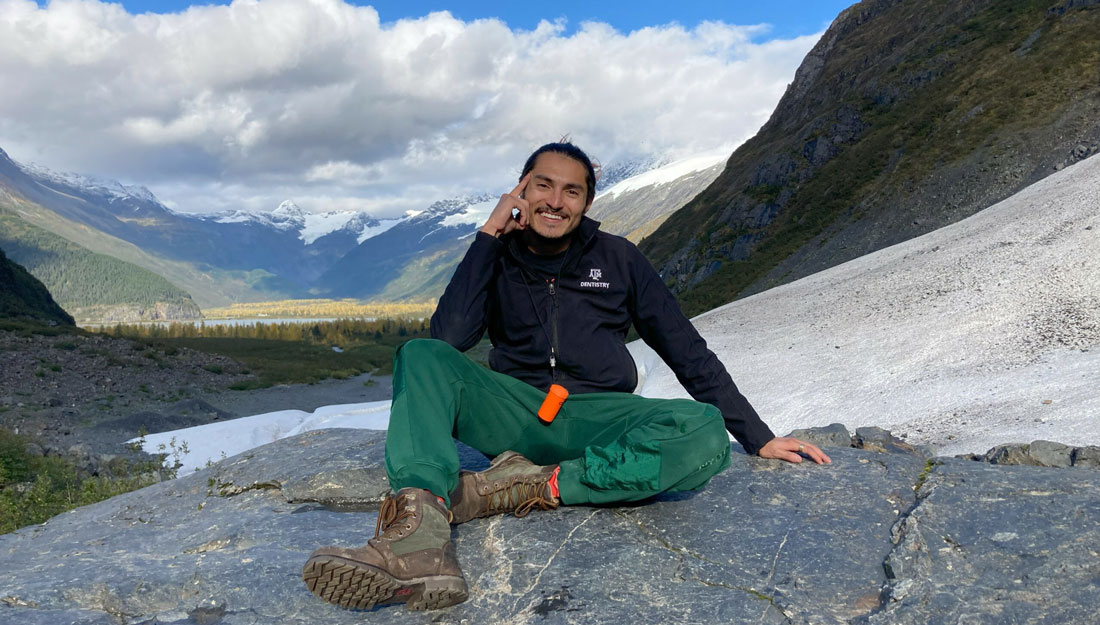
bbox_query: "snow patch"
[355,216,406,244]
[439,198,496,228]
[597,150,728,199]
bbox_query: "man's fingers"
[797,441,832,465]
[512,171,532,198]
[757,436,831,465]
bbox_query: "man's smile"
[536,210,565,221]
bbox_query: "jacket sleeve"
[430,232,503,351]
[628,250,775,455]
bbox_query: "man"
[302,141,830,611]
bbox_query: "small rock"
[786,423,852,448]
[854,427,924,456]
[1071,446,1100,468]
[1027,440,1073,468]
[984,444,1036,466]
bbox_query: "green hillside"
[0,207,201,323]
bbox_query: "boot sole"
[302,554,468,611]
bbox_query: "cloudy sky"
[2,0,851,218]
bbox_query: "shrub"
[0,427,168,534]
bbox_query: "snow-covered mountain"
[2,150,439,302]
[19,162,161,206]
[318,195,493,300]
[594,157,666,192]
[588,151,727,242]
[198,200,406,246]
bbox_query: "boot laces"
[485,476,559,518]
[374,493,416,539]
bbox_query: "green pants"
[385,339,732,507]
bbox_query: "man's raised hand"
[480,172,531,238]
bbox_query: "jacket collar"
[504,216,602,273]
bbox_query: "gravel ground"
[0,330,393,460]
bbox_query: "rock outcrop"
[1,426,1097,624]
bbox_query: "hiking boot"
[449,451,560,524]
[302,488,468,611]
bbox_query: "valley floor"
[0,329,393,460]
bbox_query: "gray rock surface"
[861,458,1100,624]
[1,427,1097,624]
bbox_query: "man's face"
[522,152,591,246]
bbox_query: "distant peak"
[274,200,305,215]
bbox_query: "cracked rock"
[1,429,1097,624]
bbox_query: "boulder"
[0,428,1097,624]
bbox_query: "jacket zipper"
[547,278,559,380]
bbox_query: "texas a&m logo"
[580,267,610,289]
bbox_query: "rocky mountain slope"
[0,249,73,326]
[641,0,1100,316]
[1,426,1096,624]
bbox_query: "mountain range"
[0,145,716,322]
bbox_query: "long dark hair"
[520,142,597,205]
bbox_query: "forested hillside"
[0,247,73,325]
[0,208,201,323]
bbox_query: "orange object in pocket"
[537,384,569,424]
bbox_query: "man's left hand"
[758,437,831,465]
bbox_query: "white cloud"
[0,0,821,218]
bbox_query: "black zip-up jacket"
[430,216,775,454]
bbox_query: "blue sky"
[8,0,853,216]
[61,0,853,38]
